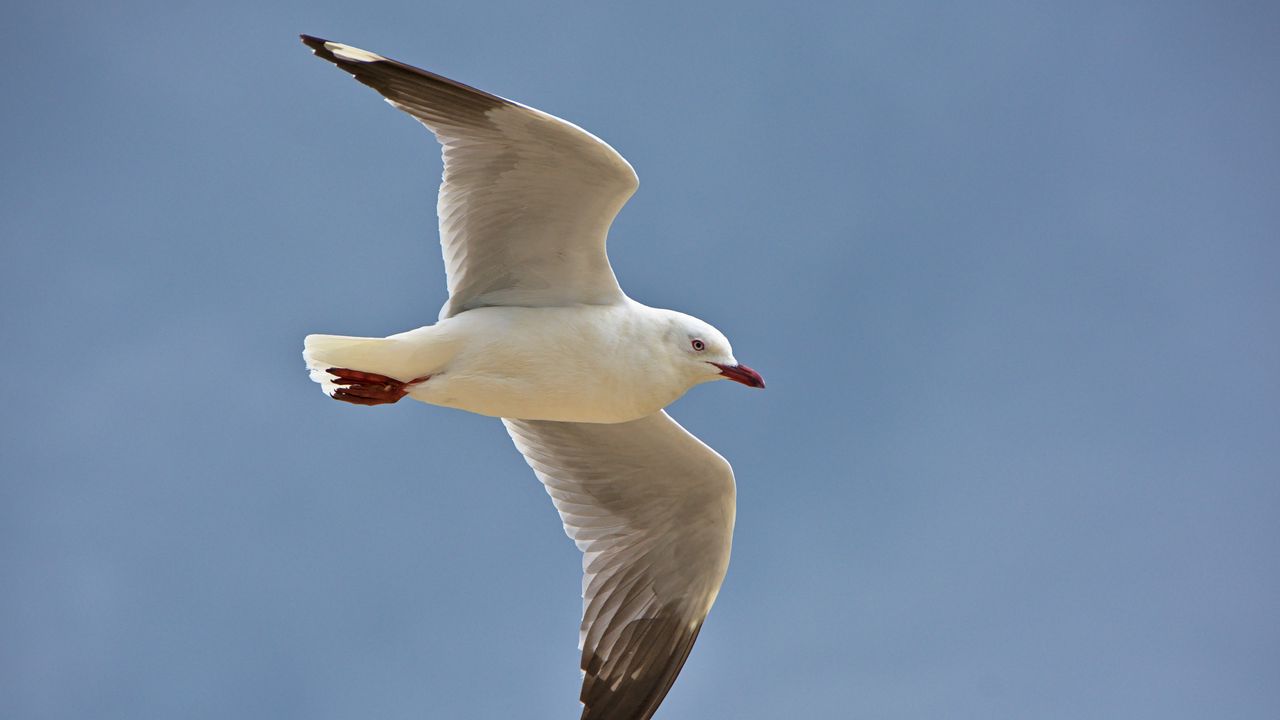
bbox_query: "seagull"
[298,35,764,720]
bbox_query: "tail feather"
[304,334,419,397]
[303,322,455,399]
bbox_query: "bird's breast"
[409,305,683,423]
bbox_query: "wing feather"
[504,412,735,720]
[301,35,637,318]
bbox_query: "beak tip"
[715,362,765,389]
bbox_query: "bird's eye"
[691,339,706,352]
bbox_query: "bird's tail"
[303,333,424,398]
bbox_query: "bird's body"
[307,302,726,423]
[298,34,762,720]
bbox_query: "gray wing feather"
[504,412,736,720]
[301,36,637,318]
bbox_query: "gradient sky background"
[3,1,1278,718]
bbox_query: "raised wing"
[503,412,736,720]
[301,36,637,319]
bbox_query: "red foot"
[327,368,430,406]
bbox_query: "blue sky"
[3,1,1278,718]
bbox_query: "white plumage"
[299,35,763,720]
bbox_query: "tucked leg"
[327,368,431,406]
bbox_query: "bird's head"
[664,311,765,390]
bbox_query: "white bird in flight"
[298,35,764,720]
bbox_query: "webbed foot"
[327,368,430,406]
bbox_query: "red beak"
[713,363,766,388]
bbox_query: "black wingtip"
[300,34,333,58]
[300,34,350,67]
